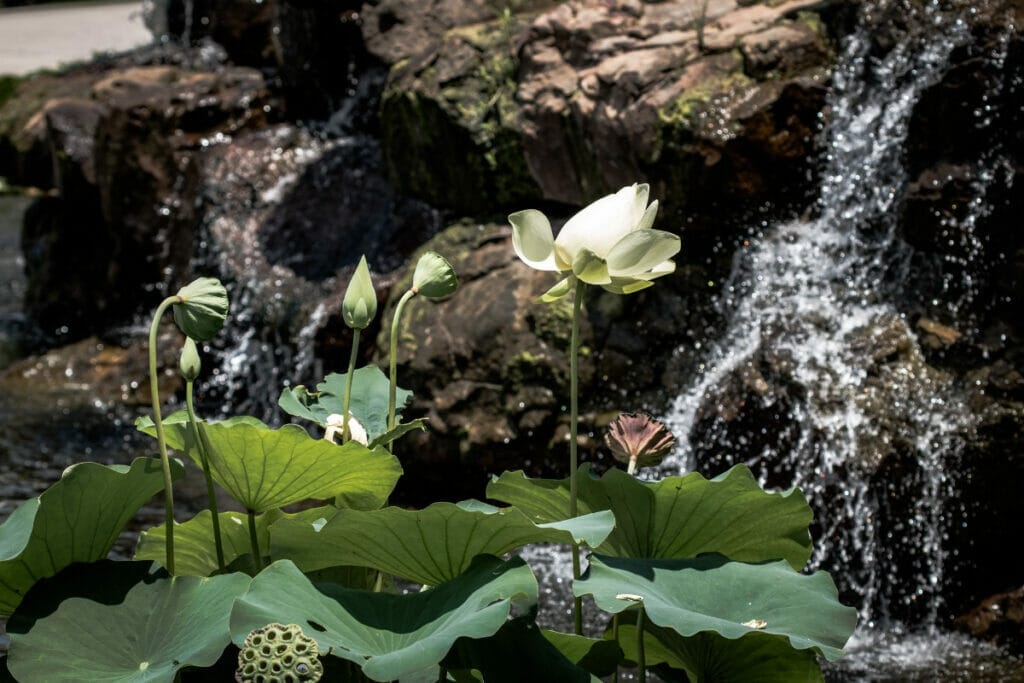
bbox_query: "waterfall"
[661,0,979,632]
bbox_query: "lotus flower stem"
[388,289,417,441]
[185,379,225,571]
[612,614,620,683]
[570,278,584,635]
[636,608,647,682]
[148,294,181,574]
[248,509,263,572]
[342,328,361,442]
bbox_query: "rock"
[958,586,1024,655]
[272,0,372,120]
[191,124,441,410]
[148,0,278,66]
[11,58,272,343]
[377,0,841,233]
[899,5,1024,381]
[375,221,601,503]
[0,326,183,407]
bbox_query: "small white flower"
[324,413,369,446]
[508,183,680,300]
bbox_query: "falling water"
[657,0,1018,677]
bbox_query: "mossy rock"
[380,13,541,215]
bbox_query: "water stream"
[655,1,1023,678]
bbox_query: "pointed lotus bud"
[342,256,377,330]
[173,277,229,341]
[605,412,676,474]
[412,251,457,299]
[179,337,201,382]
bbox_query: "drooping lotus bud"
[411,251,457,299]
[342,255,377,330]
[173,277,229,341]
[179,337,201,382]
[605,412,676,474]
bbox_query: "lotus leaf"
[230,556,536,682]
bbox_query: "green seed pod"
[178,337,201,382]
[173,277,229,341]
[342,255,377,329]
[411,251,457,299]
[236,623,323,683]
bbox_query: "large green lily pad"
[0,457,182,614]
[269,500,615,585]
[7,572,250,682]
[137,415,402,512]
[576,554,857,661]
[488,464,812,569]
[230,556,537,682]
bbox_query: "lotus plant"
[386,251,457,442]
[147,276,229,573]
[340,255,378,443]
[509,183,680,633]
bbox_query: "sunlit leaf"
[270,500,614,586]
[230,556,536,682]
[488,463,812,569]
[576,555,856,662]
[0,458,182,614]
[7,573,249,682]
[137,414,402,512]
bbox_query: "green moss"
[658,70,755,129]
[0,76,21,110]
[529,294,575,351]
[796,11,826,38]
[380,10,540,213]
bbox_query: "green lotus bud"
[172,277,229,342]
[236,622,323,683]
[342,255,377,329]
[179,337,201,382]
[411,251,457,299]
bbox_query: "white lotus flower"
[508,183,680,300]
[324,413,368,446]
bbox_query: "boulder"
[958,586,1024,655]
[375,221,601,502]
[10,58,272,343]
[192,124,441,411]
[377,0,843,237]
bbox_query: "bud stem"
[148,294,180,574]
[185,379,225,572]
[341,328,361,443]
[570,278,584,635]
[388,289,417,447]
